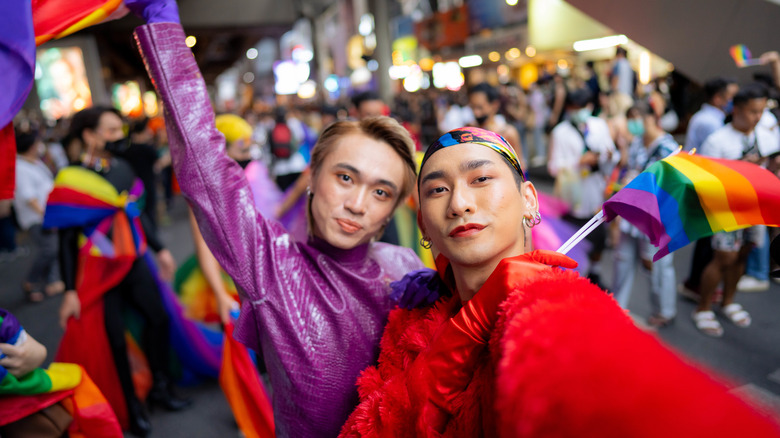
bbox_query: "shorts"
[711,226,766,252]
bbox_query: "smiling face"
[419,143,537,269]
[310,133,407,249]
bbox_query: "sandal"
[647,314,675,328]
[692,310,723,337]
[22,283,45,303]
[45,281,65,296]
[721,303,752,328]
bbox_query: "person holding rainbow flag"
[0,308,122,437]
[340,127,780,437]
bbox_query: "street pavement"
[2,178,779,436]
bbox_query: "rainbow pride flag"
[602,152,780,261]
[0,309,122,435]
[33,0,126,45]
[729,44,761,67]
[1,309,80,396]
[219,323,275,438]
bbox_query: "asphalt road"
[2,177,779,436]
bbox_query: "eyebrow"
[334,162,398,192]
[420,170,446,185]
[461,159,494,171]
[421,159,495,185]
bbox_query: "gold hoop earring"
[420,236,433,249]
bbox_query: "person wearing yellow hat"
[214,114,253,169]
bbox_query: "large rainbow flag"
[0,309,122,436]
[46,166,224,428]
[0,0,126,199]
[33,0,126,45]
[602,152,780,261]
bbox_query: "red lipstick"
[448,223,486,238]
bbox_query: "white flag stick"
[557,210,607,255]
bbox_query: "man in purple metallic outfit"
[127,1,428,436]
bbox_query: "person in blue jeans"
[738,227,771,291]
[612,104,678,327]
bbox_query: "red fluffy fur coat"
[340,269,780,437]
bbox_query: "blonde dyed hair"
[307,116,417,234]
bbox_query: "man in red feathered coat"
[340,127,780,437]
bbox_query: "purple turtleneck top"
[135,23,423,437]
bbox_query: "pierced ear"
[522,182,539,212]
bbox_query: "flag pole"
[557,210,606,255]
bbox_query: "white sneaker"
[736,275,770,292]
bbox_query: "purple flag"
[0,0,36,128]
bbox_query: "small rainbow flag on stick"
[729,44,762,67]
[558,151,780,261]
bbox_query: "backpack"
[270,122,294,159]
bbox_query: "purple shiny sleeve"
[134,23,278,302]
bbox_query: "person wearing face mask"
[52,106,190,436]
[612,104,679,327]
[107,118,164,231]
[126,1,433,436]
[13,128,62,303]
[468,82,525,170]
[548,88,617,287]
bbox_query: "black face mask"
[474,114,489,125]
[237,159,252,169]
[103,137,131,155]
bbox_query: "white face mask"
[570,108,592,124]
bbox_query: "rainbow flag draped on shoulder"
[45,166,152,429]
[44,166,222,429]
[0,309,122,436]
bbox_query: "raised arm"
[133,18,276,298]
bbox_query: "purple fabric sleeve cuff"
[144,2,180,24]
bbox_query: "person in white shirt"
[468,82,525,170]
[13,129,61,302]
[734,108,780,292]
[695,84,779,337]
[438,95,466,134]
[548,88,618,287]
[685,78,739,152]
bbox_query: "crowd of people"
[2,0,780,436]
